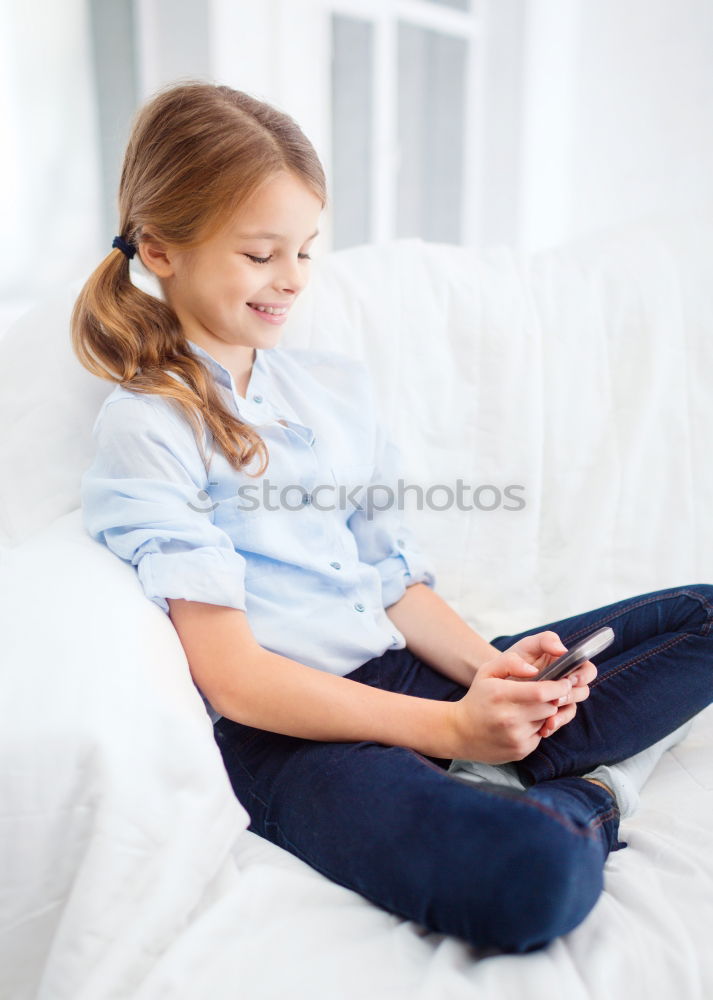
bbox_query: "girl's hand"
[520,633,597,739]
[449,631,596,763]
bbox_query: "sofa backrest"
[281,220,713,633]
[2,220,711,634]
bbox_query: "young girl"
[74,81,712,955]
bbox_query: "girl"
[74,81,712,955]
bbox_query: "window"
[327,0,481,249]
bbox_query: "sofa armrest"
[0,509,249,997]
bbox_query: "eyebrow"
[236,229,320,240]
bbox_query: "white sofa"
[1,219,712,999]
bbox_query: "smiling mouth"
[247,303,289,315]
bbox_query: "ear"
[138,232,177,279]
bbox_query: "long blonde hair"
[71,81,327,475]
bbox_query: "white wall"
[0,0,102,336]
[2,0,712,337]
[519,0,713,253]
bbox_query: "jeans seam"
[250,788,271,811]
[215,725,263,786]
[411,749,454,773]
[559,587,713,646]
[589,806,620,831]
[589,631,690,689]
[225,749,258,784]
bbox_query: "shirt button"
[329,561,341,570]
[354,602,366,613]
[396,538,405,548]
[252,394,263,404]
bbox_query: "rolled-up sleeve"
[81,394,247,614]
[347,375,437,609]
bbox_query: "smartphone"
[527,626,615,682]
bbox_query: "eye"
[245,253,312,264]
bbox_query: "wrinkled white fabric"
[1,218,712,999]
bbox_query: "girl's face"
[156,171,322,362]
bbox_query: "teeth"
[250,304,287,315]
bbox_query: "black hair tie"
[112,235,136,259]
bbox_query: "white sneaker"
[448,718,694,817]
[448,758,527,791]
[582,719,694,819]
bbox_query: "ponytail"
[71,244,270,477]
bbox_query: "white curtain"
[0,0,102,335]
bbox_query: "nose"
[274,257,308,297]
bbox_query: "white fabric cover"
[1,216,712,998]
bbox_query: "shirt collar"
[183,339,314,444]
[186,339,268,415]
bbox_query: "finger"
[571,683,590,703]
[537,716,556,738]
[524,701,560,725]
[505,674,574,705]
[539,716,556,737]
[513,692,561,719]
[541,702,577,736]
[536,687,576,721]
[510,631,567,661]
[480,650,540,681]
[526,690,583,728]
[569,660,597,687]
[555,703,577,728]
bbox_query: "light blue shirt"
[80,340,436,724]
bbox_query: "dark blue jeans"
[213,583,713,953]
